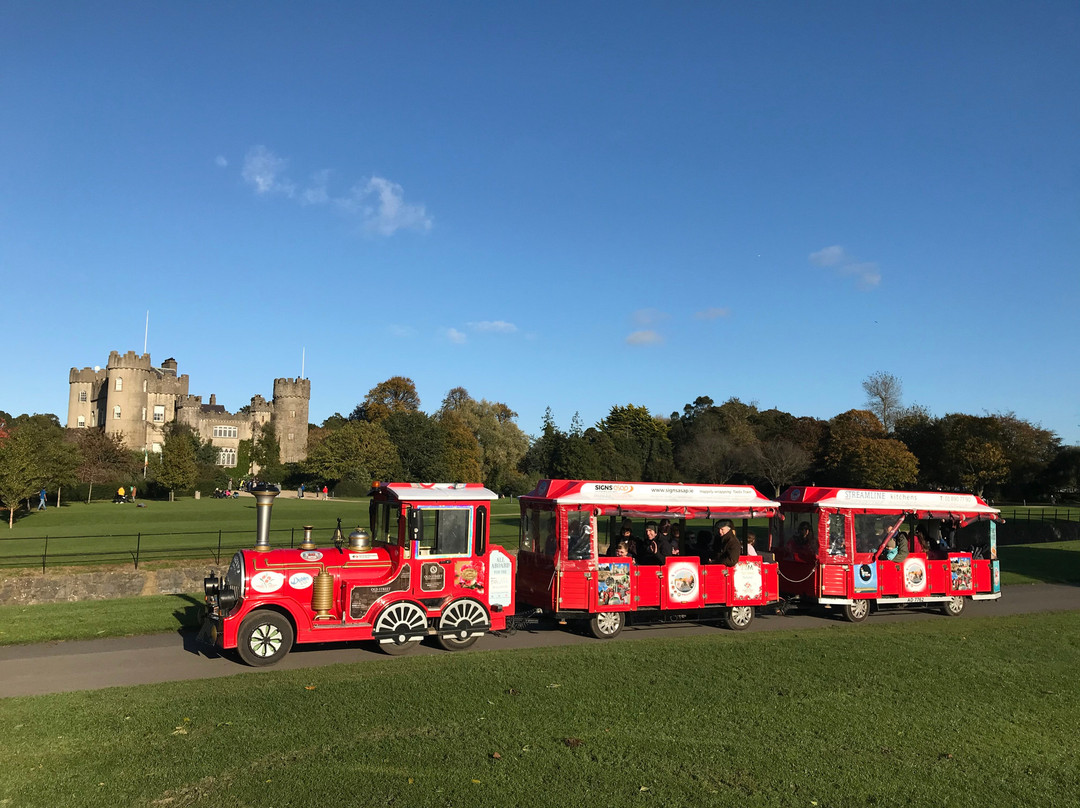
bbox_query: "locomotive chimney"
[253,485,281,552]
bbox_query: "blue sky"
[2,2,1078,444]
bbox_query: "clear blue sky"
[3,2,1078,444]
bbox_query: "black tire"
[843,599,870,623]
[941,596,966,617]
[373,601,428,655]
[725,605,754,631]
[588,611,624,639]
[236,610,294,667]
[436,598,490,651]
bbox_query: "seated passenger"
[657,518,679,557]
[880,536,898,561]
[712,519,741,567]
[791,521,816,559]
[607,521,636,557]
[638,521,663,565]
[893,531,910,562]
[614,540,631,558]
[745,531,759,556]
[670,523,684,554]
[694,529,713,563]
[912,524,930,554]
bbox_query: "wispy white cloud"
[237,145,432,236]
[388,324,416,338]
[214,155,228,168]
[444,328,467,344]
[467,320,518,334]
[695,307,731,320]
[626,330,663,346]
[810,244,881,290]
[241,145,295,196]
[632,308,667,327]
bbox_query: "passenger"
[670,523,684,554]
[712,519,742,567]
[745,531,759,556]
[608,521,637,557]
[880,536,898,561]
[638,521,663,565]
[657,518,680,557]
[893,531,910,562]
[614,540,631,558]
[695,529,713,563]
[912,524,930,554]
[791,521,815,559]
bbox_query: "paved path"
[1,583,1076,698]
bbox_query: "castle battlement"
[273,377,311,399]
[107,350,155,371]
[69,367,107,384]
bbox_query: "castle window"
[79,391,87,402]
[213,426,239,439]
[153,405,165,422]
[152,442,162,453]
[218,447,237,467]
[113,406,122,420]
[142,408,147,421]
[288,432,294,441]
[115,377,123,392]
[77,416,85,428]
[143,380,148,392]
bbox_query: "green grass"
[0,593,204,645]
[998,540,1080,585]
[1,612,1077,807]
[0,496,525,568]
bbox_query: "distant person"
[322,485,328,500]
[38,488,47,510]
[298,483,305,499]
[131,485,137,500]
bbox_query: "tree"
[383,411,449,482]
[156,426,197,500]
[823,409,918,489]
[444,391,530,493]
[862,371,903,433]
[74,429,133,503]
[303,420,401,486]
[750,439,812,496]
[353,376,421,423]
[0,426,41,527]
[596,404,674,482]
[251,422,283,482]
[439,410,483,483]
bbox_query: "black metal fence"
[996,509,1080,545]
[0,523,343,572]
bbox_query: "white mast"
[143,311,149,354]
[301,347,305,379]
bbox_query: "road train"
[201,479,1001,666]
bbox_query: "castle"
[67,351,310,466]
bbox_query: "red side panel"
[821,564,848,597]
[516,552,556,611]
[928,560,950,594]
[635,565,662,608]
[557,568,591,611]
[973,559,991,592]
[702,564,728,605]
[877,560,901,596]
[660,558,704,610]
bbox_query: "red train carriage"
[203,483,515,665]
[517,480,781,637]
[773,486,1002,621]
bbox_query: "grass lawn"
[0,612,1077,808]
[998,540,1080,585]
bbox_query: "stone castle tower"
[67,352,309,467]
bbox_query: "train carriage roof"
[521,480,780,514]
[778,486,1000,518]
[374,482,499,502]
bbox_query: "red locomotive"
[203,483,515,665]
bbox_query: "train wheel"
[237,610,294,667]
[588,611,624,639]
[725,605,754,631]
[941,596,966,617]
[374,601,428,655]
[436,599,490,651]
[843,599,870,623]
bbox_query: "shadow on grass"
[1000,546,1080,585]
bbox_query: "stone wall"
[0,565,222,606]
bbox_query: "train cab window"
[567,510,594,560]
[412,507,472,557]
[782,517,817,555]
[827,514,847,556]
[539,509,557,556]
[520,508,536,553]
[369,500,397,545]
[855,514,905,555]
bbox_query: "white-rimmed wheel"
[588,611,624,639]
[843,599,870,623]
[436,598,490,651]
[373,601,428,655]
[725,605,754,631]
[236,610,294,667]
[941,596,966,617]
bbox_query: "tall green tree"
[156,425,197,500]
[73,428,133,503]
[251,422,283,482]
[353,376,421,423]
[383,411,448,482]
[0,426,42,527]
[303,420,401,487]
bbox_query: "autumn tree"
[439,410,483,483]
[73,428,134,503]
[824,409,918,489]
[862,371,903,433]
[442,389,530,493]
[353,376,421,423]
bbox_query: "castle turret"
[272,377,311,463]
